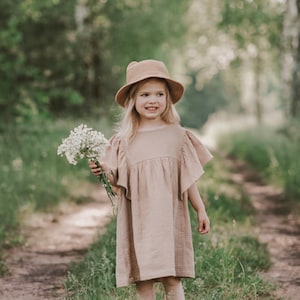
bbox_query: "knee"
[136,280,155,299]
[161,276,181,288]
[161,277,185,299]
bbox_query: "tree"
[218,0,283,123]
[0,0,190,123]
[0,0,83,123]
[178,72,230,128]
[281,0,300,118]
[74,0,189,114]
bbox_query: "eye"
[157,92,165,97]
[140,93,149,97]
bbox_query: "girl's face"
[134,79,167,124]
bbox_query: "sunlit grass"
[219,122,300,201]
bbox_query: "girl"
[89,59,213,300]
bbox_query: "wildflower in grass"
[57,124,116,206]
[12,158,23,171]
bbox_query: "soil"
[0,159,299,300]
[0,183,113,300]
[227,158,300,300]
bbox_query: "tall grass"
[219,121,300,201]
[65,155,275,299]
[0,118,113,274]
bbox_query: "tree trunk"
[281,0,300,118]
[291,0,300,117]
[254,54,263,123]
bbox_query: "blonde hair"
[116,78,180,143]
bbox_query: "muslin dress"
[104,124,213,287]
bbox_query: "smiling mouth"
[145,107,158,111]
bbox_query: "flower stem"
[93,159,116,208]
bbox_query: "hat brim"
[115,76,184,107]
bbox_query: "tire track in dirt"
[0,184,113,300]
[228,158,300,300]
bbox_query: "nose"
[148,95,157,103]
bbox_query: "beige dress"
[104,124,213,287]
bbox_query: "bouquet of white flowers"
[57,124,116,206]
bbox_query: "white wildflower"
[12,158,23,171]
[57,124,108,165]
[57,124,116,207]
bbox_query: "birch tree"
[281,0,300,118]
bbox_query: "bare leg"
[136,280,156,300]
[161,277,185,300]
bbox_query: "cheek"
[134,99,142,111]
[135,96,144,104]
[161,98,167,110]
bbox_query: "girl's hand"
[197,211,210,234]
[88,160,105,176]
[88,160,117,188]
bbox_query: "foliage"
[0,0,81,121]
[1,0,295,130]
[178,72,234,128]
[100,0,188,65]
[218,0,283,122]
[218,0,282,50]
[182,0,284,125]
[219,122,300,200]
[0,0,189,124]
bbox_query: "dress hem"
[116,271,195,288]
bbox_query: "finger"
[198,220,204,233]
[199,220,210,234]
[201,222,210,234]
[88,161,96,168]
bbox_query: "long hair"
[115,78,180,144]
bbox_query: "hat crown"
[126,60,170,84]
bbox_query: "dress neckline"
[137,124,172,133]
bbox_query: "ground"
[228,158,300,300]
[0,160,299,299]
[0,183,113,300]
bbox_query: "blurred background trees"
[0,0,188,123]
[0,0,299,127]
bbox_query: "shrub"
[219,123,300,200]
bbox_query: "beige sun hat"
[115,59,184,107]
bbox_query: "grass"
[0,118,113,275]
[218,121,300,201]
[64,154,276,299]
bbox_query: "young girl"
[89,59,213,300]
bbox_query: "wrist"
[197,209,207,216]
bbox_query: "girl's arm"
[188,182,210,234]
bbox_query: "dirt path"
[228,158,300,300]
[0,183,113,300]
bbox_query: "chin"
[143,113,155,118]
